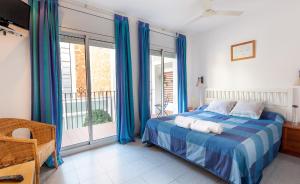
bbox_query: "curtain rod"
[150,49,176,54]
[60,26,114,38]
[59,32,115,44]
[59,4,178,39]
[150,28,177,39]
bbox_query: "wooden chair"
[0,118,58,184]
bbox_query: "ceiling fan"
[185,0,244,25]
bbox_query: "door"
[150,50,178,117]
[59,34,116,149]
[60,35,90,148]
[163,52,178,115]
[150,51,163,117]
[88,39,116,141]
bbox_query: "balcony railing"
[62,91,116,131]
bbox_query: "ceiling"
[71,0,271,34]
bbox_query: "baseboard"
[61,136,117,157]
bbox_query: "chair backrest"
[164,96,169,107]
[0,119,33,137]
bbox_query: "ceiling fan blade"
[214,10,243,16]
[183,0,212,25]
[184,14,206,25]
[203,0,213,10]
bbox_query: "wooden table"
[0,161,35,184]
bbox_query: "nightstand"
[281,121,300,157]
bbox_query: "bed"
[142,88,293,184]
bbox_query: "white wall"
[187,0,300,108]
[0,25,31,119]
[0,0,30,119]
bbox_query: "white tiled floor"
[41,140,300,184]
[62,122,116,147]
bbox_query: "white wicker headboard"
[205,88,293,121]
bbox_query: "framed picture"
[231,40,256,61]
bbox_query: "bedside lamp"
[292,71,300,125]
[196,76,205,106]
[196,76,204,87]
[295,70,300,86]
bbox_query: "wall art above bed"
[231,40,256,61]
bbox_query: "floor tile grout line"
[41,141,300,184]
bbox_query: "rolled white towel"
[175,116,197,129]
[208,122,223,134]
[190,121,210,133]
[192,120,223,134]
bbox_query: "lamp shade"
[295,79,300,86]
[293,87,300,104]
[292,87,300,123]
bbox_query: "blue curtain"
[177,34,188,113]
[138,21,150,137]
[114,14,135,144]
[30,0,63,167]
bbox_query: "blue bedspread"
[142,106,284,184]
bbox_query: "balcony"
[62,122,116,147]
[61,91,116,148]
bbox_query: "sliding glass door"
[88,40,116,141]
[150,53,162,118]
[59,34,116,149]
[163,54,178,116]
[150,50,178,117]
[60,38,90,148]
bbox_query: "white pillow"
[229,101,264,119]
[12,128,31,139]
[204,100,236,115]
